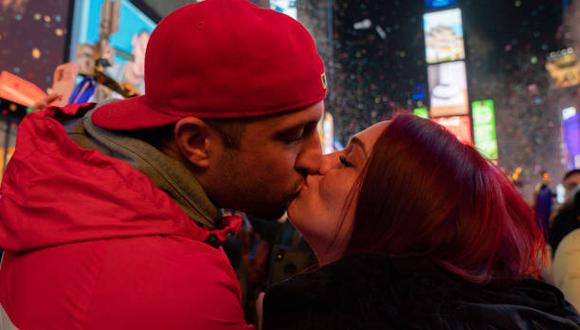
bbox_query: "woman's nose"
[318,152,341,175]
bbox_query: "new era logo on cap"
[321,73,328,90]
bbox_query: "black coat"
[264,254,580,329]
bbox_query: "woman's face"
[288,121,389,264]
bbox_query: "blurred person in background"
[263,113,580,329]
[549,169,580,253]
[533,170,554,240]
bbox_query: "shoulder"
[554,229,580,274]
[88,236,248,329]
[263,255,422,329]
[553,229,580,289]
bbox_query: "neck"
[309,240,344,267]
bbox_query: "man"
[549,169,580,253]
[0,0,326,328]
[533,170,553,239]
[550,169,580,310]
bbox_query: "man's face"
[564,172,580,202]
[205,101,324,220]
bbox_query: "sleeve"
[179,249,256,330]
[86,239,255,330]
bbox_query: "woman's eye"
[339,156,353,167]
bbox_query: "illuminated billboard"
[432,115,473,145]
[562,107,580,169]
[424,8,465,64]
[546,48,580,89]
[428,61,469,117]
[270,0,297,19]
[69,0,157,95]
[425,0,458,10]
[413,107,429,119]
[472,100,498,160]
[318,112,335,154]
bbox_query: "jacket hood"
[0,104,225,252]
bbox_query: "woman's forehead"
[352,121,390,145]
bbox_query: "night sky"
[0,0,71,91]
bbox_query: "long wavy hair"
[344,113,545,283]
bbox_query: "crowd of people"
[0,0,579,329]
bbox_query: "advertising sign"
[69,0,157,94]
[432,115,473,145]
[562,107,580,169]
[414,107,429,119]
[423,8,465,64]
[318,112,335,154]
[425,0,458,10]
[270,0,298,19]
[428,61,469,117]
[546,48,580,89]
[472,100,498,160]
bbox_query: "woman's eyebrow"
[348,137,368,158]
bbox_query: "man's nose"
[295,132,323,175]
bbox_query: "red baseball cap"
[92,0,327,130]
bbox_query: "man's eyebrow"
[348,137,368,158]
[274,119,318,136]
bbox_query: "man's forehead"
[564,173,580,184]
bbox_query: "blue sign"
[425,0,458,10]
[562,107,580,169]
[69,0,157,95]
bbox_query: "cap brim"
[91,95,180,130]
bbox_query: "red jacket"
[0,105,253,329]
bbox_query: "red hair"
[345,113,545,283]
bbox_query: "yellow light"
[32,48,41,59]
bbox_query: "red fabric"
[0,104,253,329]
[92,0,326,130]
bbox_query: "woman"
[262,113,580,329]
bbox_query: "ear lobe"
[174,117,213,169]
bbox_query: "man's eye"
[339,156,353,167]
[282,134,303,144]
[282,129,305,143]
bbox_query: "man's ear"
[174,117,220,169]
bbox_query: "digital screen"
[270,0,297,19]
[318,112,335,154]
[413,107,429,119]
[432,115,473,145]
[423,8,465,64]
[0,0,71,90]
[425,0,458,10]
[546,48,580,89]
[69,0,157,95]
[562,107,580,169]
[472,100,498,160]
[428,61,469,117]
